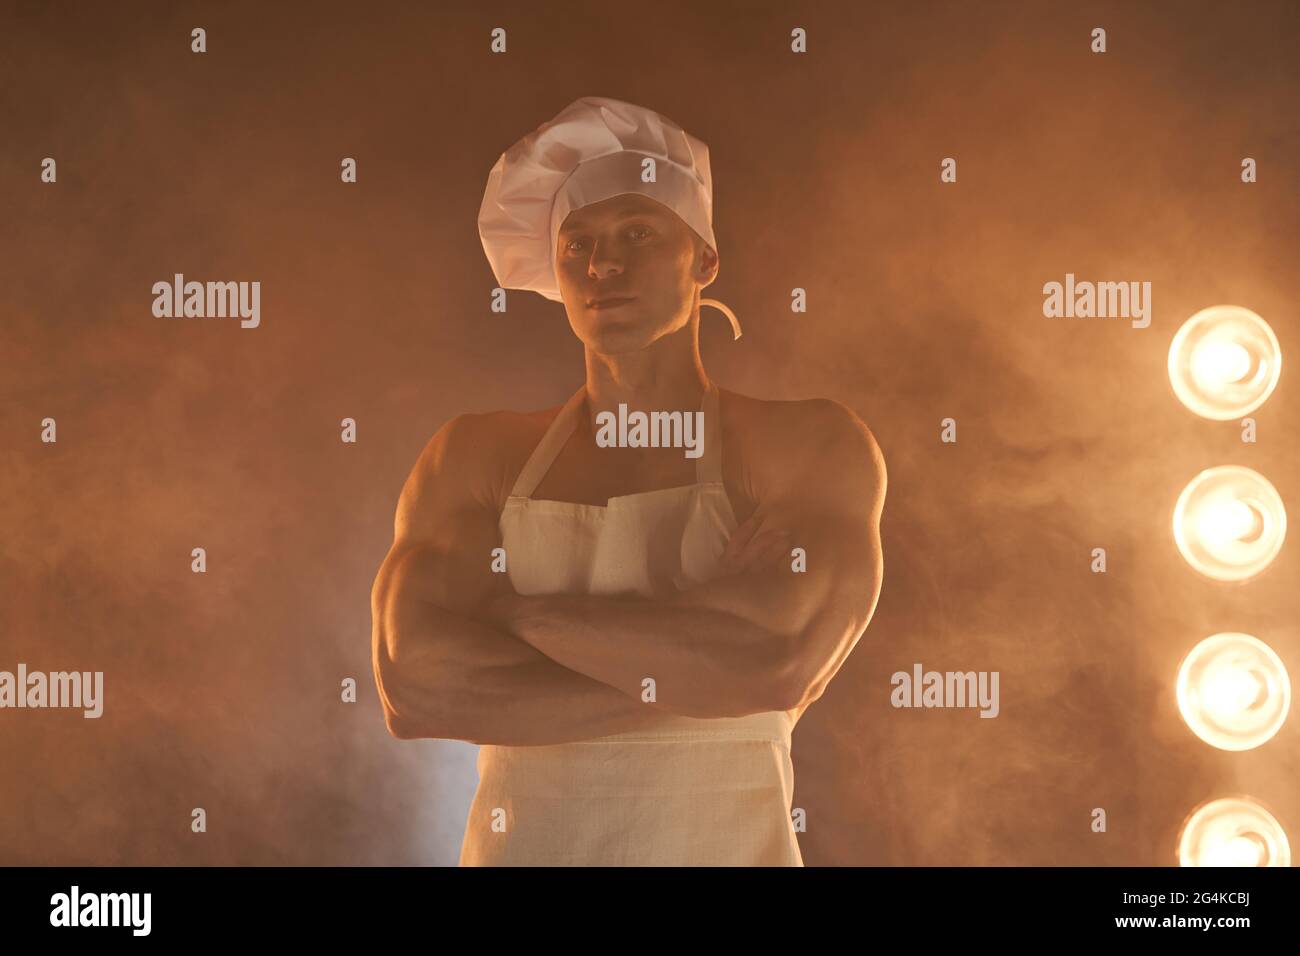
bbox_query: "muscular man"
[370,97,885,865]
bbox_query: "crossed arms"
[369,399,885,747]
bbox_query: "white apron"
[458,381,804,866]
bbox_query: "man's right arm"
[370,413,684,747]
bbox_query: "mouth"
[587,296,636,310]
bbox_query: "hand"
[717,512,793,577]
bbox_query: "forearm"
[449,653,684,746]
[500,590,789,719]
[379,599,685,746]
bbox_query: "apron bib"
[458,382,804,866]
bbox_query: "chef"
[372,95,886,866]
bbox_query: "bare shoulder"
[718,387,886,510]
[721,388,879,444]
[396,401,565,532]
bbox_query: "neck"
[580,313,710,433]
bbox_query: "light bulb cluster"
[1167,306,1291,867]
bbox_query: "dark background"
[2,0,1296,865]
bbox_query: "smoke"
[2,0,1297,865]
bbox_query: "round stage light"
[1173,466,1286,581]
[1168,305,1281,419]
[1178,797,1291,867]
[1177,633,1291,750]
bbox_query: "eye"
[564,225,652,255]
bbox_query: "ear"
[698,243,720,287]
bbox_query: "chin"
[571,310,664,354]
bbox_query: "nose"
[586,239,624,280]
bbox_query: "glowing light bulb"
[1195,499,1256,548]
[1202,834,1265,867]
[1190,339,1253,388]
[1168,306,1281,419]
[1178,797,1290,867]
[1177,633,1290,750]
[1173,466,1286,581]
[1201,664,1264,716]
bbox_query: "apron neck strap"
[507,380,725,498]
[508,386,586,498]
[697,380,723,485]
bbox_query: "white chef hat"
[477,96,742,340]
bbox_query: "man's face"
[555,193,718,355]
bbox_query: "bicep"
[676,406,883,636]
[782,409,886,696]
[743,404,886,698]
[744,497,881,646]
[371,417,506,662]
[748,399,885,615]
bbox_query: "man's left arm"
[669,400,886,711]
[487,399,887,720]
